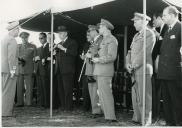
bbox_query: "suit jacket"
[126,28,156,75]
[158,21,181,80]
[152,24,168,62]
[56,37,78,74]
[18,43,36,74]
[85,35,103,76]
[1,34,19,75]
[93,34,118,77]
[34,43,49,76]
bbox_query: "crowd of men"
[1,5,182,126]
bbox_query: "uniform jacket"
[158,21,181,80]
[1,34,19,75]
[93,34,118,77]
[85,35,103,76]
[18,43,36,74]
[126,28,156,75]
[56,37,78,74]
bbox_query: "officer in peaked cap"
[19,32,30,38]
[6,21,19,31]
[2,20,20,116]
[100,18,114,30]
[92,18,118,122]
[125,12,155,125]
[131,12,151,21]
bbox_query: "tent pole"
[124,26,128,66]
[142,0,147,125]
[50,10,54,118]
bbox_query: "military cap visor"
[6,21,19,31]
[19,32,30,38]
[100,18,114,30]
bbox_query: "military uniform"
[1,21,19,116]
[126,27,155,124]
[17,41,36,106]
[93,19,118,120]
[85,27,103,114]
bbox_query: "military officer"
[126,12,156,125]
[92,19,118,122]
[16,32,36,106]
[81,25,103,117]
[1,21,20,116]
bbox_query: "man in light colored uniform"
[16,32,36,106]
[1,21,20,116]
[126,12,155,125]
[92,19,118,122]
[82,25,103,117]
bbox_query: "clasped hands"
[56,44,67,52]
[126,64,138,73]
[80,52,99,63]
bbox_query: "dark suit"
[34,43,50,108]
[158,21,182,126]
[151,24,168,121]
[56,37,78,110]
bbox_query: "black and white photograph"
[0,0,182,127]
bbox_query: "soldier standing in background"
[16,32,36,107]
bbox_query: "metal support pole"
[142,0,147,125]
[50,11,54,118]
[124,26,128,65]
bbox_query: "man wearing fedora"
[92,19,118,122]
[16,32,36,107]
[126,12,155,125]
[55,25,78,111]
[1,21,20,116]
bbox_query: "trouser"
[57,74,74,111]
[16,74,34,106]
[160,80,182,126]
[152,73,162,121]
[132,74,152,124]
[96,76,116,120]
[88,76,101,114]
[36,75,49,108]
[2,73,17,116]
[82,75,91,111]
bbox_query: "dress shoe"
[91,114,103,118]
[128,120,141,125]
[15,105,24,107]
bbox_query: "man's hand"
[47,57,51,61]
[42,59,45,65]
[34,56,40,62]
[126,64,133,73]
[85,53,92,58]
[92,57,100,63]
[80,52,85,60]
[57,44,67,52]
